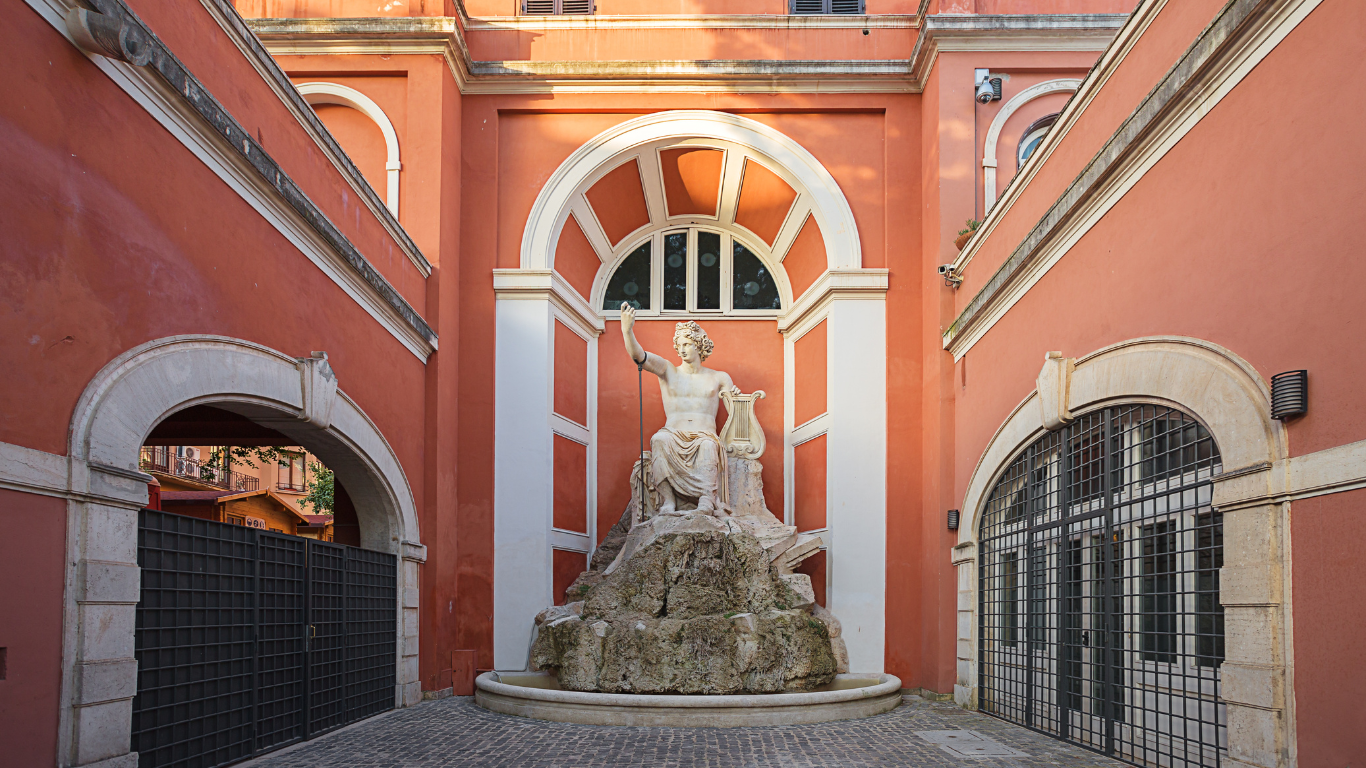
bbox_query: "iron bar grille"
[255,533,306,752]
[345,547,400,723]
[307,541,347,735]
[134,511,397,768]
[133,510,257,768]
[978,405,1226,768]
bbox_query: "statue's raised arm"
[619,303,736,517]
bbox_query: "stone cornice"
[778,268,888,335]
[909,13,1128,84]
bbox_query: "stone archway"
[951,337,1292,768]
[58,335,424,767]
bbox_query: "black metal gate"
[132,509,397,768]
[978,405,1226,768]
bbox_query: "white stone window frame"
[296,82,402,218]
[951,337,1295,768]
[51,335,426,768]
[982,79,1082,214]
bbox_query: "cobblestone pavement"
[243,695,1127,768]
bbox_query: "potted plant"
[954,219,981,250]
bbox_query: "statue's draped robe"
[649,428,728,506]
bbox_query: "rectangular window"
[790,0,864,13]
[278,452,305,492]
[1141,520,1177,663]
[1196,511,1225,667]
[522,0,593,14]
[1027,545,1047,648]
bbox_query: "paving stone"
[242,695,1127,768]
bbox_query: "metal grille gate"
[132,510,397,768]
[978,405,1226,768]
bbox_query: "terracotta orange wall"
[128,0,429,313]
[795,549,827,607]
[555,215,603,300]
[793,433,826,532]
[661,147,724,217]
[597,319,784,537]
[1291,490,1366,767]
[956,0,1229,296]
[466,95,911,680]
[586,159,651,246]
[554,320,589,425]
[552,549,588,605]
[952,3,1366,753]
[465,0,922,14]
[794,319,827,425]
[782,214,827,301]
[236,0,457,16]
[0,492,66,767]
[553,435,590,532]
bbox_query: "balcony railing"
[277,480,305,492]
[140,446,260,492]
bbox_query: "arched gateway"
[58,336,424,767]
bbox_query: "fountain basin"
[474,672,902,727]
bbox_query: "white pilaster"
[825,297,887,673]
[493,297,556,671]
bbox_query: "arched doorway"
[58,337,424,768]
[978,403,1225,767]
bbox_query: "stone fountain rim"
[475,671,902,708]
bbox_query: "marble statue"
[620,303,739,517]
[527,308,850,694]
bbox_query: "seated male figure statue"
[621,303,740,517]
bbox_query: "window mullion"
[722,232,733,313]
[686,228,698,313]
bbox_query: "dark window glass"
[1141,520,1177,663]
[602,243,651,310]
[663,232,687,310]
[1063,538,1084,709]
[1138,419,1215,483]
[1028,546,1047,648]
[1196,511,1225,667]
[696,232,721,310]
[732,243,781,310]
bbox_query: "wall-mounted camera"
[974,68,1002,104]
[938,264,962,288]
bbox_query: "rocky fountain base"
[474,458,902,726]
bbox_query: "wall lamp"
[1270,370,1308,420]
[947,509,961,531]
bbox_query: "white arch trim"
[298,82,402,217]
[521,110,863,274]
[58,336,425,767]
[949,336,1294,766]
[982,79,1081,213]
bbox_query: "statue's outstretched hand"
[620,302,636,333]
[729,385,742,396]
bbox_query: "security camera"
[937,264,954,275]
[976,78,996,104]
[939,263,963,288]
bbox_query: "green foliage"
[957,218,982,237]
[298,460,335,515]
[208,446,297,470]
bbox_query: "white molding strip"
[945,0,1322,360]
[779,269,888,335]
[22,0,437,362]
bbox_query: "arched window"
[1017,113,1060,167]
[978,404,1226,768]
[601,227,783,316]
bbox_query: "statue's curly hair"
[672,321,714,360]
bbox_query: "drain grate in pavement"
[914,730,1028,758]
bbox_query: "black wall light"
[947,509,960,531]
[1270,370,1308,420]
